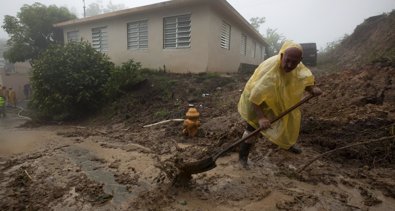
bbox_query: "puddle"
[64,146,134,204]
[64,143,160,206]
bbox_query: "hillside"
[329,10,395,69]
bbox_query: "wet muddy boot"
[239,142,252,169]
[288,145,302,154]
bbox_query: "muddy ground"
[1,65,395,211]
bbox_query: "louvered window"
[255,44,260,58]
[261,45,266,59]
[91,27,108,52]
[252,41,256,58]
[163,14,191,48]
[220,21,231,50]
[127,20,148,49]
[67,31,79,42]
[240,34,247,55]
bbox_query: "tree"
[249,17,265,30]
[106,59,144,98]
[249,16,285,57]
[86,3,102,17]
[265,28,285,56]
[104,1,126,13]
[86,0,125,17]
[0,38,7,57]
[31,42,114,120]
[2,3,76,63]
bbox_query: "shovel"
[178,94,315,175]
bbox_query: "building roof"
[54,0,267,46]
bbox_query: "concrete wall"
[62,3,265,73]
[206,6,265,73]
[64,4,210,73]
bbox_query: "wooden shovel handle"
[269,94,315,124]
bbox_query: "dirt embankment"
[328,10,395,69]
[301,64,395,166]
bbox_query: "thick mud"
[1,78,395,211]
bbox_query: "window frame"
[220,21,231,50]
[252,41,256,58]
[67,30,79,42]
[240,33,247,55]
[91,26,108,52]
[163,14,191,49]
[127,19,148,50]
[261,45,266,60]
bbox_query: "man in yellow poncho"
[238,40,322,168]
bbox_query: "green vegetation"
[85,0,125,17]
[316,38,343,73]
[249,16,285,56]
[2,3,76,63]
[0,39,7,57]
[264,28,285,56]
[30,42,113,120]
[249,17,265,30]
[154,109,170,119]
[106,59,145,98]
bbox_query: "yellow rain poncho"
[238,41,315,149]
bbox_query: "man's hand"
[306,86,322,97]
[258,117,271,129]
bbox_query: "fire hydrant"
[183,106,201,137]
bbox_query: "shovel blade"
[179,157,217,175]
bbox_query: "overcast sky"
[1,0,394,49]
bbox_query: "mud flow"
[1,62,395,210]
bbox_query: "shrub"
[31,41,114,120]
[106,59,145,98]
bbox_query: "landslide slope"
[329,10,395,69]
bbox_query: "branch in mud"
[24,170,33,181]
[143,119,184,128]
[297,135,395,173]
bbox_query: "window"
[67,31,79,42]
[220,21,231,50]
[163,14,191,48]
[255,44,260,59]
[91,27,108,52]
[240,34,247,55]
[127,20,148,49]
[261,45,266,59]
[252,41,256,58]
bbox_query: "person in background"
[8,88,17,107]
[24,83,31,99]
[237,40,322,168]
[2,86,8,105]
[0,94,5,117]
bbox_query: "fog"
[0,0,394,49]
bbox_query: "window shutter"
[240,34,247,55]
[91,27,108,52]
[261,45,266,59]
[67,31,79,42]
[220,21,231,50]
[164,14,191,48]
[127,20,148,49]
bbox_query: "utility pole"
[83,0,86,18]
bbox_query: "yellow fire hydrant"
[183,106,201,137]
